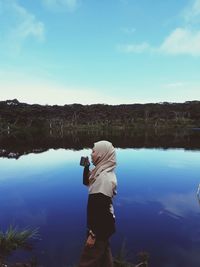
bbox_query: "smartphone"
[80,156,89,167]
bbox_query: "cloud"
[0,0,45,55]
[160,27,200,56]
[117,0,200,56]
[164,82,185,89]
[0,72,128,105]
[1,68,200,104]
[42,0,80,12]
[158,0,200,56]
[117,42,151,53]
[158,192,199,217]
[183,0,200,23]
[161,81,200,101]
[118,27,200,56]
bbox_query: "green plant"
[0,225,39,267]
[113,241,150,267]
[135,251,149,267]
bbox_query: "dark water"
[0,129,200,266]
[1,144,200,267]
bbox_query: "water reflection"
[0,148,200,266]
[0,128,200,159]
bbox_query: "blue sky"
[0,0,200,105]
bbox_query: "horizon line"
[1,98,200,107]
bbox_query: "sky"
[0,0,200,105]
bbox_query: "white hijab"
[89,140,117,198]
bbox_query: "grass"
[0,225,39,267]
[0,226,149,267]
[113,241,149,267]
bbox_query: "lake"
[0,130,200,267]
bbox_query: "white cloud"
[118,28,200,56]
[119,191,200,218]
[0,72,128,105]
[160,27,200,56]
[170,0,200,56]
[118,0,200,56]
[161,81,200,101]
[1,68,199,105]
[43,0,80,12]
[183,0,200,23]
[117,42,151,53]
[0,0,45,55]
[158,192,199,217]
[0,81,103,105]
[164,82,185,89]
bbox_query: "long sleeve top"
[83,166,116,241]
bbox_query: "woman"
[78,140,117,267]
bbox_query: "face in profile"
[91,140,114,166]
[91,147,99,166]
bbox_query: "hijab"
[89,140,117,197]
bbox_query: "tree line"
[0,99,200,133]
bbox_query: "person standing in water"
[78,140,117,267]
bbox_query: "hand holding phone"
[80,156,90,167]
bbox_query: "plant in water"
[0,225,39,267]
[114,240,134,267]
[135,251,149,267]
[114,240,150,267]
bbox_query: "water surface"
[0,148,200,267]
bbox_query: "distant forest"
[0,99,200,135]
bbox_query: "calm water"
[1,147,200,267]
